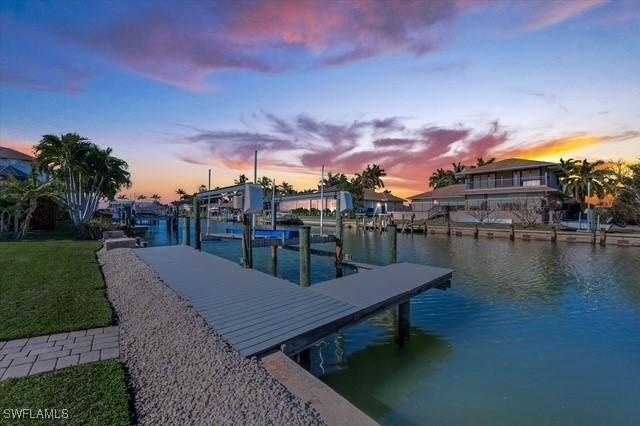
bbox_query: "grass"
[0,238,112,341]
[0,360,131,425]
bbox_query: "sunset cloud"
[177,113,639,193]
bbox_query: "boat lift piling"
[300,226,311,287]
[271,179,278,276]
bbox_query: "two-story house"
[0,146,48,187]
[409,158,564,224]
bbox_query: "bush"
[82,217,120,240]
[30,198,60,230]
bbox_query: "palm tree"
[559,158,608,209]
[322,172,348,187]
[116,194,128,200]
[361,164,386,189]
[0,172,59,239]
[257,176,272,190]
[428,168,456,189]
[36,133,131,226]
[473,157,496,168]
[137,194,147,200]
[150,193,161,203]
[451,162,466,174]
[279,181,295,195]
[234,174,249,185]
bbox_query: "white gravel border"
[99,248,324,425]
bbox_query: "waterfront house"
[362,189,406,214]
[409,158,564,224]
[0,146,48,186]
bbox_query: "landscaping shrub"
[82,217,120,240]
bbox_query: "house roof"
[0,146,34,162]
[408,183,466,200]
[456,158,559,175]
[0,165,30,180]
[363,189,405,203]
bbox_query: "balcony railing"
[465,175,548,190]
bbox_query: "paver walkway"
[0,326,119,381]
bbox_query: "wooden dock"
[135,245,452,357]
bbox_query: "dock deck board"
[135,245,451,357]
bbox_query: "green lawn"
[0,239,112,341]
[0,360,130,425]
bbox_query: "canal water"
[145,220,640,425]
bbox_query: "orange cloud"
[500,131,640,161]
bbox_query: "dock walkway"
[135,246,451,357]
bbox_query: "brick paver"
[0,326,119,381]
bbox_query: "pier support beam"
[397,301,411,344]
[388,224,397,264]
[300,226,311,287]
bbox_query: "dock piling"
[241,214,253,268]
[194,197,201,250]
[388,223,397,264]
[300,226,311,287]
[600,230,607,246]
[183,216,191,246]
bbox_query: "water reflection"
[317,326,452,419]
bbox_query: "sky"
[1,0,639,200]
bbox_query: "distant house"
[0,146,47,186]
[409,158,564,224]
[362,189,405,213]
[276,186,405,214]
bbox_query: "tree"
[279,181,296,195]
[36,133,131,227]
[428,162,466,189]
[137,194,147,200]
[234,174,249,185]
[197,184,207,193]
[322,172,348,187]
[429,168,456,189]
[472,157,496,168]
[609,160,640,224]
[151,193,161,202]
[116,194,128,200]
[0,173,59,239]
[559,158,608,210]
[361,164,386,190]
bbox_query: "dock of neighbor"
[135,245,452,357]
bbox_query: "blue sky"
[1,0,639,199]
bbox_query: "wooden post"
[447,221,451,236]
[551,226,557,243]
[300,225,311,287]
[271,181,278,276]
[599,230,606,246]
[388,223,397,264]
[242,213,253,268]
[183,216,191,246]
[509,224,515,241]
[335,198,343,262]
[474,224,479,239]
[410,214,414,235]
[193,197,201,250]
[335,198,344,278]
[590,230,597,245]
